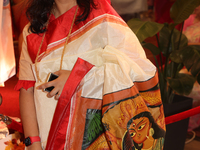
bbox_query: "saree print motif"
[18,0,166,149]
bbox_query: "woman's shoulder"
[22,23,32,38]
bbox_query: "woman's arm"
[19,87,43,150]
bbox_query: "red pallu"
[45,58,94,150]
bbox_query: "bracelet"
[24,136,41,146]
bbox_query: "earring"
[149,128,154,137]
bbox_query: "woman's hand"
[37,70,71,100]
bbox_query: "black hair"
[26,0,97,34]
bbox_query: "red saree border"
[45,58,94,150]
[37,14,127,62]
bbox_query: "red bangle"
[24,136,41,146]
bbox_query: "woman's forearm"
[19,87,41,148]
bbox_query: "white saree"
[17,1,165,149]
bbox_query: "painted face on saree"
[128,117,151,144]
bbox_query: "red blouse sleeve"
[14,80,36,91]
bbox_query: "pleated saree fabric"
[16,0,166,149]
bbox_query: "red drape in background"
[154,0,182,65]
[154,0,175,24]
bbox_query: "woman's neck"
[54,0,77,18]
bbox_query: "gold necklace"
[35,6,78,82]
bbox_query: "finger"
[47,87,59,98]
[37,81,55,90]
[53,71,60,76]
[55,93,61,100]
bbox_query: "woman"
[15,0,165,149]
